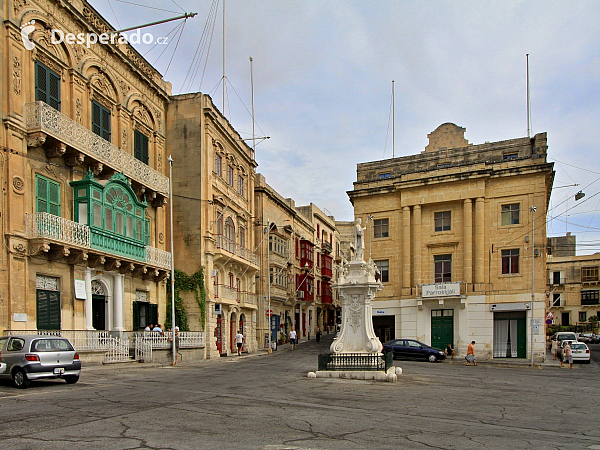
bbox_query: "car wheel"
[64,375,79,384]
[428,354,437,363]
[12,368,30,389]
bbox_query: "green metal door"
[431,309,454,350]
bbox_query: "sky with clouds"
[93,0,600,253]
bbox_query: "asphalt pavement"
[0,333,599,449]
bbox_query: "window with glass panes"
[434,211,451,232]
[373,218,389,238]
[579,311,587,322]
[134,130,149,164]
[269,235,288,257]
[215,153,222,176]
[238,175,245,196]
[501,249,520,274]
[434,254,452,282]
[581,266,598,282]
[227,165,234,186]
[501,203,520,225]
[35,61,61,111]
[36,174,61,216]
[92,100,111,142]
[374,260,389,282]
[581,290,599,305]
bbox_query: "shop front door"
[431,309,454,350]
[92,294,106,331]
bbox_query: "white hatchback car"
[569,342,591,364]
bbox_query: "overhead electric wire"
[170,0,186,13]
[107,0,122,29]
[115,0,180,14]
[164,18,186,75]
[226,78,267,138]
[141,19,185,58]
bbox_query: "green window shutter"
[36,175,48,213]
[150,303,158,325]
[48,181,60,216]
[133,301,139,330]
[134,130,149,164]
[35,63,47,104]
[35,62,61,111]
[36,290,61,330]
[92,101,101,136]
[101,107,111,141]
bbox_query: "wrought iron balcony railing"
[216,234,259,266]
[26,212,171,270]
[25,101,169,196]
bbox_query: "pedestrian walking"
[465,340,477,366]
[560,341,573,369]
[235,330,244,355]
[316,327,322,342]
[289,329,297,350]
[550,338,559,360]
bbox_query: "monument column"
[474,197,485,285]
[402,206,411,295]
[463,199,473,286]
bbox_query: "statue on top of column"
[354,218,366,262]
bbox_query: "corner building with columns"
[349,124,554,361]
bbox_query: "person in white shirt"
[235,331,244,355]
[289,329,297,350]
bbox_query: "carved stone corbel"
[67,250,88,265]
[49,246,70,260]
[152,196,167,208]
[29,242,51,255]
[155,270,170,282]
[133,265,147,277]
[87,254,106,268]
[144,268,159,280]
[27,132,47,148]
[45,142,67,159]
[133,185,146,197]
[119,262,135,274]
[89,162,103,176]
[64,152,85,167]
[104,258,121,272]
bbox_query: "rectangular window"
[105,209,113,231]
[92,100,111,142]
[134,130,149,165]
[501,249,520,274]
[581,290,599,305]
[215,153,222,176]
[581,266,598,282]
[35,62,61,111]
[579,311,587,322]
[373,219,389,238]
[35,174,61,216]
[553,293,561,307]
[374,260,389,283]
[434,254,452,282]
[93,203,102,227]
[501,203,520,225]
[238,175,245,196]
[378,173,391,179]
[240,227,246,249]
[553,271,562,284]
[434,211,451,232]
[227,166,234,186]
[503,153,519,161]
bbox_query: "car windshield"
[557,334,576,340]
[31,339,74,352]
[571,344,586,350]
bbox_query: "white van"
[551,332,578,343]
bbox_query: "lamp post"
[168,156,176,366]
[267,219,272,353]
[530,205,536,366]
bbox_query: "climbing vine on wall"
[166,268,207,331]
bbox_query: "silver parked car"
[0,335,81,388]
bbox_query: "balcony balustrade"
[26,212,171,270]
[25,101,168,196]
[214,284,257,305]
[216,234,259,266]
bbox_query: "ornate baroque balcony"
[25,101,169,197]
[26,213,171,273]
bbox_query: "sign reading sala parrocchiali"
[422,282,461,298]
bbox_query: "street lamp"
[168,156,177,366]
[530,205,536,366]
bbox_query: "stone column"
[463,199,473,285]
[413,205,422,287]
[474,198,485,285]
[402,206,411,295]
[85,268,94,330]
[113,273,125,331]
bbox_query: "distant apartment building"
[167,93,259,358]
[254,175,341,347]
[1,1,171,340]
[547,234,600,326]
[348,123,554,361]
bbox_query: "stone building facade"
[547,234,600,327]
[167,93,259,358]
[254,175,341,348]
[1,0,171,335]
[348,123,554,361]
